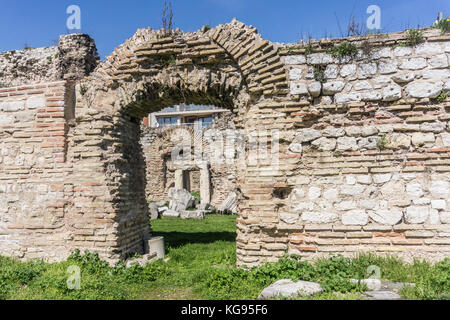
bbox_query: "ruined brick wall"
[237,28,450,267]
[0,34,101,262]
[0,46,60,88]
[1,20,449,266]
[0,34,99,88]
[0,81,72,261]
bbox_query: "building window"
[199,116,213,129]
[157,117,178,127]
[183,117,196,128]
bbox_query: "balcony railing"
[159,105,216,113]
[178,105,215,112]
[156,122,213,130]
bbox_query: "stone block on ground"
[158,206,169,213]
[163,210,181,218]
[258,279,322,300]
[145,236,165,259]
[363,291,402,300]
[149,203,159,220]
[180,210,205,220]
[168,188,196,211]
[218,192,238,214]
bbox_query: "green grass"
[328,42,359,60]
[191,192,201,203]
[0,215,449,300]
[397,29,424,47]
[433,16,450,34]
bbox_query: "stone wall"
[236,28,450,267]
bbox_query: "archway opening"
[72,21,286,264]
[109,77,247,260]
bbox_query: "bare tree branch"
[161,1,174,35]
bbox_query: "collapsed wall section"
[0,34,99,88]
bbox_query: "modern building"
[143,104,228,129]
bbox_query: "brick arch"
[86,18,288,111]
[68,19,286,262]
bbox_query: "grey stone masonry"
[0,34,99,88]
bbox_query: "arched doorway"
[66,20,287,263]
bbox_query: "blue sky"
[0,0,449,60]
